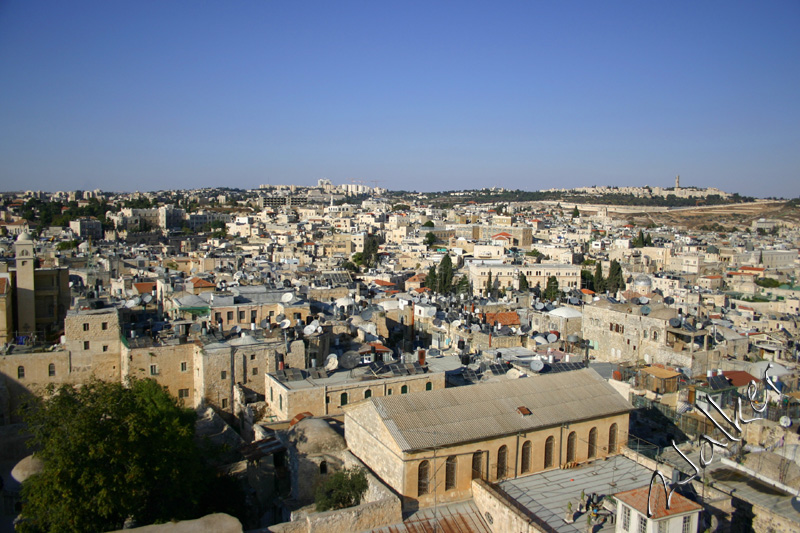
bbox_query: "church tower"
[675,175,680,189]
[13,232,36,335]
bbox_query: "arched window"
[401,385,408,394]
[48,363,56,377]
[609,423,618,454]
[521,440,532,473]
[340,392,348,406]
[364,389,372,399]
[544,436,554,468]
[472,451,483,479]
[445,456,457,490]
[588,427,598,458]
[425,381,432,391]
[567,431,577,462]
[319,461,327,474]
[497,445,508,479]
[652,331,658,341]
[17,366,25,379]
[418,460,430,496]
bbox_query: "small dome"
[16,232,33,242]
[288,418,346,455]
[11,454,44,483]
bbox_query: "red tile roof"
[739,266,765,272]
[133,282,156,294]
[580,288,595,295]
[481,311,520,326]
[615,485,702,519]
[721,370,758,388]
[373,279,395,287]
[188,277,215,288]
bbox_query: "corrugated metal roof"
[372,369,632,452]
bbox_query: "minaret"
[675,175,680,189]
[14,232,36,335]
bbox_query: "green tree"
[606,260,625,294]
[425,266,437,291]
[594,262,606,293]
[18,379,235,533]
[315,467,368,512]
[544,275,560,301]
[580,269,594,292]
[571,206,580,218]
[518,271,529,292]
[422,220,435,228]
[423,232,437,248]
[454,275,471,295]
[486,270,493,297]
[437,254,453,293]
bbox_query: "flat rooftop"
[498,454,657,533]
[269,354,463,390]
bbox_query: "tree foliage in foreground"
[315,468,368,512]
[18,379,240,533]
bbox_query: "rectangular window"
[227,311,233,321]
[102,322,108,330]
[252,367,258,376]
[83,341,90,350]
[180,362,187,372]
[638,515,647,533]
[658,520,667,533]
[150,364,158,376]
[178,389,189,399]
[682,516,691,533]
[221,370,227,380]
[250,353,256,360]
[83,323,89,331]
[238,310,245,321]
[221,398,228,409]
[250,310,257,322]
[102,345,108,352]
[622,506,631,532]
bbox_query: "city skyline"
[1,1,798,197]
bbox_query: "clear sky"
[1,1,798,197]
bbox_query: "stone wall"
[472,478,544,533]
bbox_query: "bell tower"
[13,232,36,335]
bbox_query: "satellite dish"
[452,320,461,328]
[669,318,682,328]
[630,297,640,305]
[124,299,137,309]
[535,302,545,310]
[547,333,558,343]
[340,351,361,369]
[281,292,294,303]
[132,296,142,306]
[471,324,481,333]
[303,324,316,336]
[779,416,792,428]
[231,325,241,334]
[530,359,545,372]
[259,319,269,328]
[664,296,675,305]
[639,296,650,304]
[324,354,339,371]
[276,313,286,323]
[310,319,320,329]
[279,319,292,329]
[316,326,323,334]
[641,305,651,316]
[360,309,374,321]
[567,334,580,343]
[142,293,153,304]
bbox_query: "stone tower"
[675,175,680,189]
[13,232,36,335]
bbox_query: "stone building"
[468,263,582,296]
[266,356,455,422]
[344,368,631,509]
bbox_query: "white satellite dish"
[132,296,142,306]
[124,299,137,309]
[281,292,294,303]
[779,416,792,428]
[316,326,323,334]
[530,358,545,372]
[303,324,316,336]
[142,293,153,304]
[452,320,461,328]
[231,325,241,334]
[310,319,320,329]
[279,319,292,329]
[324,354,339,371]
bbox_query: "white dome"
[547,307,582,319]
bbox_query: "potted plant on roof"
[564,501,574,524]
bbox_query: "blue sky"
[1,1,798,197]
